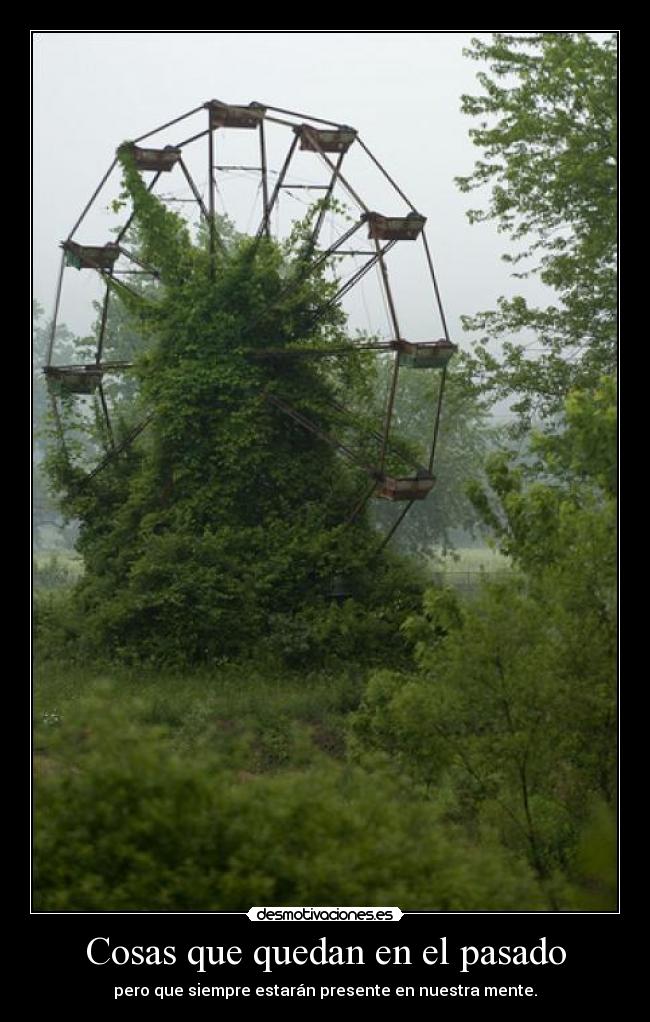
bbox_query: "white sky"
[33,30,550,349]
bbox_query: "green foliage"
[45,147,423,666]
[35,685,543,910]
[457,32,617,423]
[350,382,616,907]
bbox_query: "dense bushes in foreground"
[34,686,543,911]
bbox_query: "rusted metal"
[300,126,367,212]
[365,211,426,241]
[208,117,215,266]
[43,360,134,375]
[326,395,421,471]
[62,240,120,271]
[133,103,205,145]
[375,499,416,553]
[44,364,104,395]
[265,393,373,473]
[46,251,66,367]
[428,365,448,475]
[373,238,402,474]
[174,128,210,148]
[256,102,345,128]
[306,149,346,257]
[67,159,118,242]
[421,231,452,343]
[397,339,457,369]
[325,240,397,309]
[356,137,417,211]
[95,275,112,364]
[205,100,266,130]
[178,158,209,221]
[117,244,159,277]
[345,478,379,527]
[297,125,357,153]
[375,472,435,502]
[83,411,155,485]
[97,382,115,449]
[302,219,364,278]
[124,144,182,173]
[259,121,270,238]
[247,340,393,360]
[256,134,299,239]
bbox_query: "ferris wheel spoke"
[95,273,113,365]
[67,158,118,242]
[301,126,367,213]
[427,365,449,475]
[132,103,206,146]
[256,134,299,241]
[96,383,115,451]
[116,170,163,244]
[177,158,209,221]
[304,149,347,258]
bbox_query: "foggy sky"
[33,31,552,351]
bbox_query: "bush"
[34,685,543,910]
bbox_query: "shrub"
[34,686,543,910]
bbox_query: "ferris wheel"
[44,98,457,548]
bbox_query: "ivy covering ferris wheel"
[44,98,457,550]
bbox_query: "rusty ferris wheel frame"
[44,98,458,549]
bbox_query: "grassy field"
[34,659,362,777]
[33,546,512,590]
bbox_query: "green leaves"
[457,32,617,420]
[47,144,422,667]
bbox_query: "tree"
[46,150,424,666]
[456,32,617,426]
[350,377,617,908]
[33,301,79,546]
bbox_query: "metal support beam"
[95,273,112,364]
[373,238,402,474]
[67,159,118,241]
[116,170,162,244]
[256,134,298,239]
[174,128,210,148]
[328,240,396,307]
[345,478,378,527]
[259,120,270,238]
[376,500,416,553]
[356,136,417,211]
[301,126,367,212]
[255,102,345,128]
[428,365,448,474]
[83,412,155,485]
[178,158,209,220]
[421,231,451,343]
[208,118,216,269]
[266,393,374,474]
[117,245,159,277]
[305,149,346,257]
[133,103,205,145]
[97,382,115,450]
